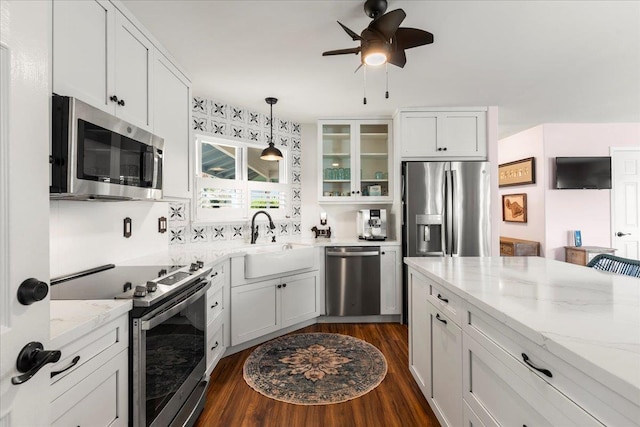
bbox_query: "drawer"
[499,243,514,256]
[209,262,225,287]
[207,286,224,324]
[566,249,585,265]
[463,332,601,427]
[427,278,463,326]
[50,315,128,393]
[466,307,637,425]
[463,400,486,427]
[207,319,225,370]
[51,348,128,427]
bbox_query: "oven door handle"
[141,281,210,331]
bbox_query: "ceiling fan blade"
[338,21,363,41]
[322,47,362,56]
[368,9,406,40]
[393,27,434,50]
[388,50,407,68]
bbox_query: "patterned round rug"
[243,333,387,405]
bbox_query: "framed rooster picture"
[502,193,527,223]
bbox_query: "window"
[195,135,289,222]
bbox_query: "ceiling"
[121,0,640,139]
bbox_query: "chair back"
[587,254,640,278]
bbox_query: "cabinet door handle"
[117,99,125,106]
[211,341,219,350]
[277,284,282,289]
[212,271,219,277]
[110,95,119,103]
[443,147,447,151]
[282,283,287,288]
[437,147,442,151]
[50,355,80,378]
[435,313,447,324]
[521,353,553,378]
[210,301,219,309]
[437,293,449,303]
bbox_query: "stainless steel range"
[51,262,212,427]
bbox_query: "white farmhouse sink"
[244,243,315,278]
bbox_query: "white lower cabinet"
[409,269,430,395]
[463,331,600,426]
[205,261,229,375]
[409,268,462,427]
[380,246,401,315]
[429,304,462,427]
[231,270,319,346]
[407,266,610,427]
[51,349,128,427]
[50,313,129,427]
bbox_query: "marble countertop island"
[404,256,640,404]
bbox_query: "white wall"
[498,125,546,250]
[498,123,640,260]
[50,201,169,277]
[543,123,640,259]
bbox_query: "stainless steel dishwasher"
[325,246,380,316]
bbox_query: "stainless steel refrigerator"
[402,161,491,319]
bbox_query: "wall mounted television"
[554,156,612,189]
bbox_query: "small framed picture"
[502,193,527,223]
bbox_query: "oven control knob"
[146,281,157,293]
[197,261,204,269]
[189,262,199,272]
[133,285,147,297]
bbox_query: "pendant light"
[260,97,283,161]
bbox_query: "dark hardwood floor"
[195,323,440,427]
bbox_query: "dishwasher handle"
[326,251,379,257]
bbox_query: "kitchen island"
[405,256,640,426]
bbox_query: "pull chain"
[363,64,367,105]
[385,62,389,99]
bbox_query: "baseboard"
[317,314,402,323]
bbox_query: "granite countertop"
[404,256,640,402]
[50,299,132,348]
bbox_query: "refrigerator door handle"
[444,169,453,255]
[451,169,457,255]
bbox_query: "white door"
[0,1,52,425]
[611,148,640,259]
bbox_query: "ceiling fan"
[322,0,434,69]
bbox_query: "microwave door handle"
[152,148,161,189]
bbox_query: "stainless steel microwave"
[50,94,163,200]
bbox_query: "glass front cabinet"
[318,119,392,203]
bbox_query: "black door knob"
[17,278,48,305]
[11,342,61,385]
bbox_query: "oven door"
[132,280,210,427]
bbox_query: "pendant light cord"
[385,62,389,99]
[363,65,367,105]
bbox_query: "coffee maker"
[357,209,387,240]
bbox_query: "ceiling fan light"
[364,52,387,66]
[260,143,283,161]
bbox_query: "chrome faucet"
[250,210,276,244]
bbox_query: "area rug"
[243,333,387,405]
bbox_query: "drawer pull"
[212,271,219,277]
[51,355,81,378]
[521,353,553,378]
[437,293,449,303]
[435,313,447,324]
[211,341,219,350]
[211,301,219,309]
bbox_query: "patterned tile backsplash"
[169,96,303,246]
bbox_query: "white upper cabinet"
[53,0,193,199]
[53,0,115,111]
[153,52,192,199]
[318,119,393,203]
[396,108,487,160]
[113,11,152,130]
[54,0,153,131]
